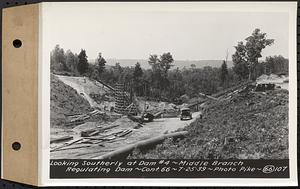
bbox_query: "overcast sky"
[42,2,290,61]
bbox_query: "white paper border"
[39,2,298,186]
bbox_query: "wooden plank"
[97,124,119,131]
[116,130,132,137]
[50,136,74,144]
[81,129,100,137]
[51,144,92,152]
[50,138,83,152]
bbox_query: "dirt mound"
[129,88,289,159]
[51,74,92,127]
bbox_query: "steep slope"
[129,88,289,159]
[55,75,113,108]
[50,74,92,127]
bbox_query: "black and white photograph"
[39,3,298,185]
[0,1,297,187]
[48,2,292,160]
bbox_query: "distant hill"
[89,59,233,69]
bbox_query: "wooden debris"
[84,129,128,140]
[70,115,90,122]
[85,134,117,141]
[68,138,84,145]
[81,129,96,137]
[65,120,84,127]
[103,136,117,140]
[97,124,119,131]
[102,129,125,136]
[65,113,82,116]
[52,144,92,152]
[89,109,105,117]
[80,140,94,144]
[81,129,100,137]
[80,139,103,144]
[50,136,73,144]
[65,113,91,127]
[50,138,83,152]
[116,129,132,137]
[89,130,100,136]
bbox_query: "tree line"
[50,28,288,102]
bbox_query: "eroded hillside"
[50,74,92,127]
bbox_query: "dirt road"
[145,111,202,134]
[51,112,201,159]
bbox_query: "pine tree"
[133,62,143,79]
[77,49,88,75]
[133,62,143,96]
[65,50,79,75]
[50,45,66,73]
[220,60,228,86]
[95,52,106,76]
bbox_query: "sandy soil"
[145,112,202,134]
[56,75,111,108]
[50,74,92,127]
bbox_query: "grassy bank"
[129,89,288,159]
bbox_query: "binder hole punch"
[12,142,21,151]
[12,39,22,48]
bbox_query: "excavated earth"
[129,88,289,159]
[50,74,92,127]
[50,74,202,159]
